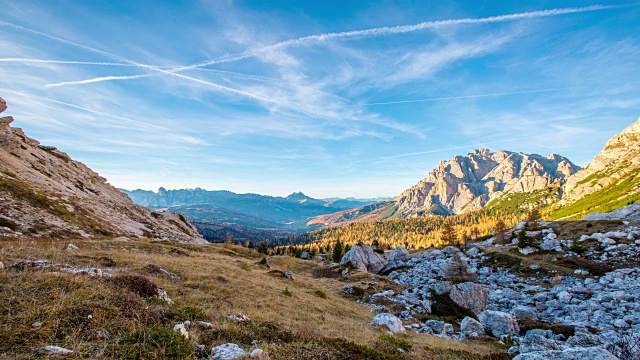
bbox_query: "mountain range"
[120,187,385,242]
[310,117,640,227]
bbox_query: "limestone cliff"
[562,118,640,203]
[0,97,205,242]
[396,149,579,215]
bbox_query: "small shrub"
[172,305,208,322]
[314,290,327,299]
[558,258,613,276]
[111,275,158,298]
[518,319,575,338]
[312,265,339,278]
[282,288,293,297]
[376,333,413,352]
[604,331,640,360]
[429,291,478,322]
[259,257,267,265]
[106,326,193,359]
[240,264,252,271]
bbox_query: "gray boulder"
[341,244,388,273]
[518,329,560,353]
[211,343,247,360]
[478,310,519,338]
[460,316,485,335]
[511,306,538,320]
[425,320,453,335]
[371,313,405,334]
[513,347,618,360]
[449,282,489,315]
[565,332,604,347]
[389,246,409,262]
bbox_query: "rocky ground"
[338,210,640,359]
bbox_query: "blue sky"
[0,1,638,198]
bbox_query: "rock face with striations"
[563,117,640,204]
[0,97,205,242]
[396,148,579,215]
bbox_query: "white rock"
[519,246,538,255]
[226,313,251,323]
[478,310,519,338]
[511,306,538,320]
[211,343,247,360]
[156,288,173,304]
[43,346,74,355]
[600,238,616,246]
[173,323,189,339]
[449,282,489,315]
[513,347,618,360]
[340,244,388,273]
[192,320,214,329]
[557,291,572,304]
[65,243,80,251]
[389,246,410,262]
[250,349,265,357]
[460,316,485,335]
[371,313,405,334]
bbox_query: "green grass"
[549,172,640,220]
[487,187,559,215]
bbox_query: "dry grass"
[0,237,508,359]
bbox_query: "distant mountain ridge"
[121,188,381,241]
[310,148,580,226]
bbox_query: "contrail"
[45,75,149,88]
[333,87,571,107]
[0,58,147,67]
[19,5,622,88]
[0,21,270,102]
[0,88,170,131]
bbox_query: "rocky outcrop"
[449,282,489,315]
[0,97,204,242]
[340,244,388,273]
[389,246,409,262]
[460,316,485,335]
[513,347,619,360]
[583,203,640,221]
[396,148,579,215]
[371,313,405,334]
[478,310,519,338]
[211,343,247,360]
[563,118,640,204]
[0,97,6,114]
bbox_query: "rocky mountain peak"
[286,191,309,200]
[396,148,580,215]
[0,97,204,242]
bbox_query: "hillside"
[0,237,511,359]
[548,117,640,220]
[0,97,203,243]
